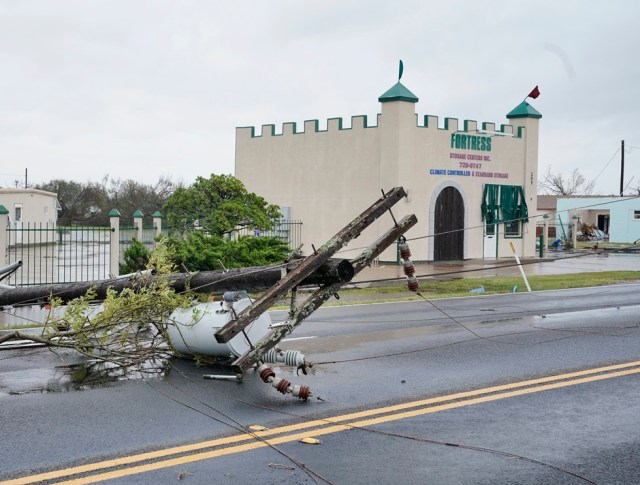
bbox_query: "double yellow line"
[5,360,640,485]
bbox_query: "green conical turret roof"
[506,101,542,119]
[378,82,419,103]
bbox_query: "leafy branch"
[1,240,195,375]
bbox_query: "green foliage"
[225,235,291,267]
[120,238,151,275]
[162,174,281,236]
[166,232,290,271]
[41,239,193,371]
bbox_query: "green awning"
[481,184,499,224]
[482,184,528,225]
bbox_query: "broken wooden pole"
[0,258,354,308]
[171,258,354,294]
[231,213,418,372]
[214,186,408,344]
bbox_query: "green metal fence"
[4,219,302,287]
[234,220,303,249]
[6,223,111,286]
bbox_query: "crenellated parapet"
[236,114,379,138]
[420,115,519,138]
[236,112,522,140]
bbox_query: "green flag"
[398,60,404,81]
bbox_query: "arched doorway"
[434,186,464,261]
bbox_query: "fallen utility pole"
[233,213,418,373]
[0,259,354,308]
[0,187,417,401]
[214,186,408,344]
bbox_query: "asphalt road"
[1,284,640,484]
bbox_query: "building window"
[14,204,22,223]
[504,219,522,237]
[634,210,640,220]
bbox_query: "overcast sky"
[1,1,639,196]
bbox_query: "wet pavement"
[2,250,640,329]
[3,286,640,483]
[2,251,640,483]
[353,249,640,285]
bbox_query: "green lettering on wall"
[452,135,492,152]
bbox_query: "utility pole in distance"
[620,140,625,196]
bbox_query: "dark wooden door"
[434,186,464,261]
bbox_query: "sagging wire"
[169,363,596,484]
[0,222,625,483]
[3,190,640,312]
[311,313,640,366]
[590,145,622,188]
[141,374,333,485]
[2,194,638,313]
[1,229,636,366]
[0,262,290,324]
[396,239,523,345]
[354,427,597,484]
[529,322,640,338]
[334,251,640,284]
[333,194,640,257]
[3,257,635,360]
[395,240,639,347]
[350,249,637,286]
[3,262,636,361]
[0,258,625,482]
[1,262,288,309]
[411,285,638,347]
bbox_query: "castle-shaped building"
[235,76,541,262]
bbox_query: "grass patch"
[302,270,640,307]
[418,271,640,294]
[576,241,638,249]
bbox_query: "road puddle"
[0,355,170,397]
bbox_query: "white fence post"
[109,209,121,277]
[152,211,162,246]
[133,209,144,243]
[0,205,8,267]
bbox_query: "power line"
[590,146,621,187]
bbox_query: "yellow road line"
[4,361,640,485]
[56,367,640,485]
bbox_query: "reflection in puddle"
[1,357,172,396]
[54,358,171,391]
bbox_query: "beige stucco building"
[235,79,541,262]
[0,188,59,226]
[0,188,59,250]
